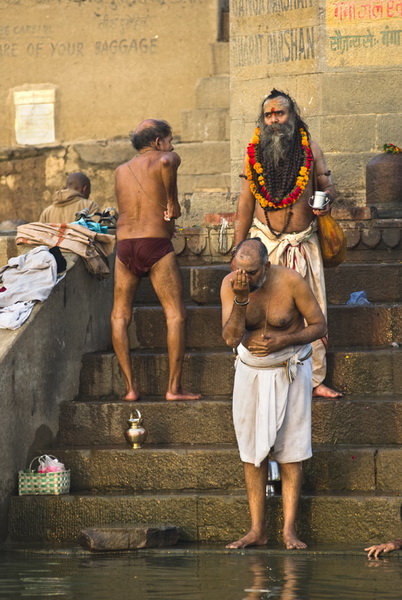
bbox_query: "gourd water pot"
[124,409,147,449]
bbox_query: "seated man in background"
[39,172,100,223]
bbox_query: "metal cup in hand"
[308,191,330,210]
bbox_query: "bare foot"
[226,530,268,549]
[313,383,343,398]
[122,385,140,402]
[166,389,202,401]
[283,531,307,550]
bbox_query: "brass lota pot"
[124,409,148,449]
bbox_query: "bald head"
[65,172,91,198]
[130,119,172,151]
[235,238,268,267]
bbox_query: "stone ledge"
[79,524,179,551]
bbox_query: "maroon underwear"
[117,237,174,277]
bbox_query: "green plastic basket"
[18,455,70,496]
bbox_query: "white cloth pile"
[0,246,58,329]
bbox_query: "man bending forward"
[221,239,326,549]
[111,119,201,402]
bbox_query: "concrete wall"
[230,0,402,204]
[0,254,114,541]
[0,0,220,146]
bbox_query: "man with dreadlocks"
[233,89,341,399]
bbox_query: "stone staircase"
[7,254,402,546]
[176,42,230,194]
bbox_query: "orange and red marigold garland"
[245,126,312,210]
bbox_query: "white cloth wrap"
[233,342,312,468]
[250,218,327,387]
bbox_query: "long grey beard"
[259,121,296,168]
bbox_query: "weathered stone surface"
[326,348,402,395]
[130,305,226,349]
[60,397,402,447]
[320,115,376,153]
[128,303,402,350]
[304,446,376,492]
[325,263,402,304]
[73,140,132,166]
[211,41,229,75]
[55,446,244,492]
[176,141,230,175]
[328,304,402,348]
[376,448,402,492]
[81,351,235,398]
[8,492,402,544]
[190,264,230,304]
[59,398,235,446]
[332,206,372,221]
[178,173,231,194]
[195,75,229,109]
[181,108,229,142]
[312,396,402,445]
[79,524,179,551]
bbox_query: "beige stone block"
[320,116,376,153]
[176,141,230,175]
[181,108,229,142]
[177,191,236,226]
[178,173,231,195]
[322,71,402,115]
[324,153,370,199]
[376,448,402,492]
[74,140,133,165]
[211,42,229,75]
[375,114,402,150]
[231,158,245,192]
[304,447,376,491]
[195,75,230,109]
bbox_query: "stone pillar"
[230,0,402,206]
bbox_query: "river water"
[0,547,400,600]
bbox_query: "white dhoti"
[233,343,313,467]
[250,217,327,387]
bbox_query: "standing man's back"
[111,118,201,402]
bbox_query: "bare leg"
[150,251,201,400]
[313,383,343,398]
[111,257,141,401]
[226,458,269,549]
[280,462,306,549]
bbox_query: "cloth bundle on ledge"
[16,222,115,278]
[0,245,58,329]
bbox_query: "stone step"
[60,395,402,446]
[79,349,236,398]
[134,265,230,306]
[51,444,401,494]
[181,108,229,143]
[210,41,229,75]
[328,303,402,348]
[326,347,402,395]
[79,347,402,398]
[131,263,402,306]
[325,262,402,304]
[195,75,229,109]
[129,304,402,350]
[130,305,226,349]
[8,491,401,544]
